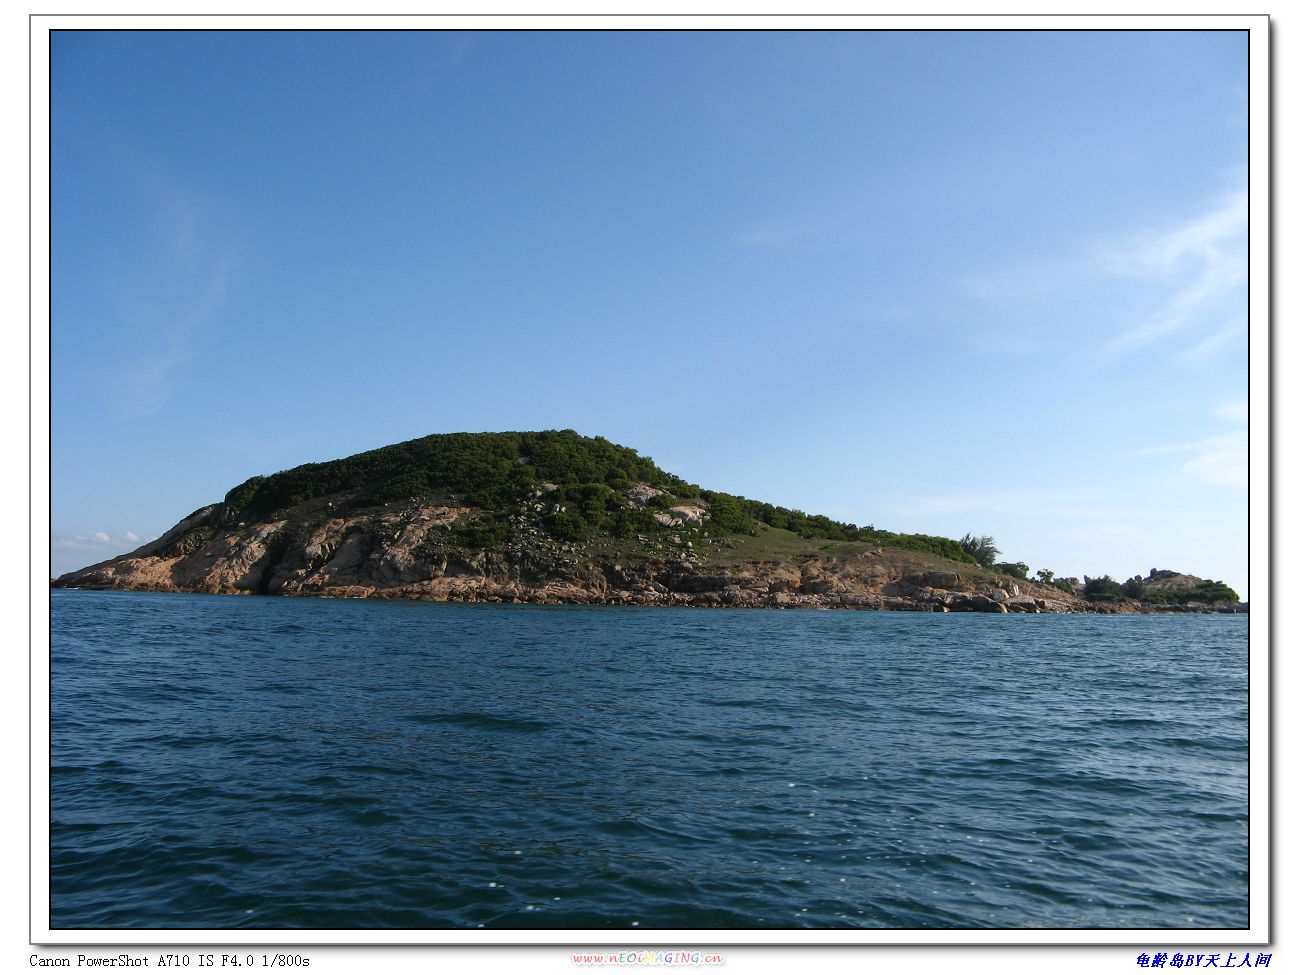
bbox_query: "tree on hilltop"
[959,533,1000,568]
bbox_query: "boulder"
[800,575,836,595]
[627,483,664,507]
[670,505,707,526]
[925,571,961,588]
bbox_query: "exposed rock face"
[53,500,1103,613]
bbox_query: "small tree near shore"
[1083,575,1123,600]
[959,533,1000,568]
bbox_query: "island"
[53,430,1244,614]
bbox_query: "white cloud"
[1178,432,1248,488]
[1131,402,1247,489]
[52,530,148,551]
[1101,188,1246,277]
[51,536,97,551]
[1136,431,1247,489]
[1177,317,1247,365]
[956,181,1248,364]
[1100,186,1247,356]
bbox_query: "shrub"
[1083,575,1123,600]
[702,492,754,535]
[454,515,509,549]
[543,509,592,543]
[993,561,1029,580]
[1141,581,1240,605]
[365,470,431,506]
[1121,577,1146,599]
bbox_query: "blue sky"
[50,29,1250,594]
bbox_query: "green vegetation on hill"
[1130,569,1240,604]
[712,497,980,565]
[1140,580,1241,605]
[212,429,984,564]
[221,430,690,521]
[1082,573,1240,605]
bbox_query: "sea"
[48,589,1250,931]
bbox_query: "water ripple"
[50,592,1248,930]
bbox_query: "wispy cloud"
[52,530,149,552]
[958,180,1248,362]
[1134,402,1247,488]
[1214,399,1249,424]
[1178,316,1247,365]
[108,171,240,420]
[958,253,1081,305]
[1099,185,1247,356]
[1100,188,1246,277]
[1177,433,1248,488]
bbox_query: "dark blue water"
[49,590,1249,930]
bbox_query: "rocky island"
[53,431,1244,614]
